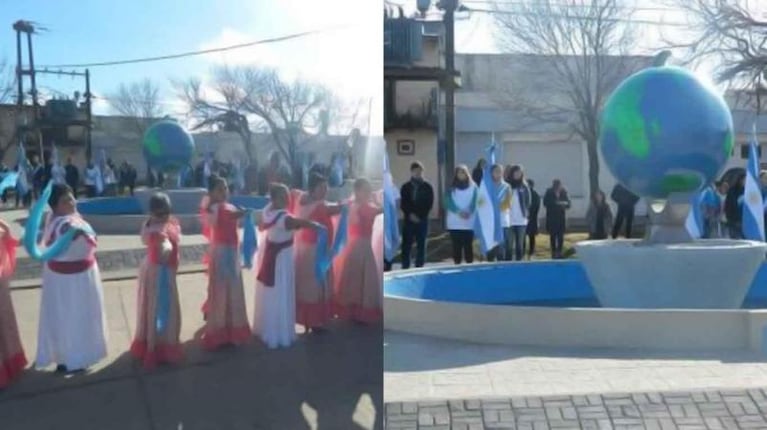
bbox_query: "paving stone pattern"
[385,389,767,430]
[13,244,207,280]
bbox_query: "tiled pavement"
[385,390,767,430]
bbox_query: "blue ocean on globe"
[599,66,734,199]
[142,119,195,172]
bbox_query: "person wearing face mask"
[399,162,434,269]
[444,165,478,264]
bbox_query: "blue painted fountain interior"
[384,261,767,309]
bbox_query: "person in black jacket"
[64,158,80,198]
[471,158,486,185]
[399,161,434,269]
[543,179,571,259]
[725,173,746,239]
[526,179,541,259]
[610,183,640,239]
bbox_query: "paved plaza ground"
[384,332,767,429]
[1,272,383,430]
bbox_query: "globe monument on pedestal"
[576,59,766,309]
[136,118,203,214]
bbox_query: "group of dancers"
[0,172,383,389]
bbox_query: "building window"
[740,144,762,159]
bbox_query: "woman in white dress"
[253,183,322,349]
[36,184,108,373]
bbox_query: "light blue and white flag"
[473,137,503,254]
[684,190,705,239]
[382,150,400,262]
[15,143,29,196]
[743,123,765,241]
[95,148,106,195]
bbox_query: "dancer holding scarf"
[35,184,108,373]
[201,174,251,350]
[0,220,26,388]
[253,183,323,349]
[130,193,183,369]
[444,165,478,264]
[290,173,344,333]
[333,178,383,323]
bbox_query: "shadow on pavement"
[0,322,383,430]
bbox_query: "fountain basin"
[384,261,767,351]
[576,239,767,309]
[77,190,269,234]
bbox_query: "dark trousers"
[612,206,634,238]
[384,259,393,272]
[527,231,537,258]
[486,245,504,262]
[504,226,526,261]
[401,219,428,269]
[449,230,474,264]
[549,230,565,259]
[86,185,97,198]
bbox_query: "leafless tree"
[488,0,646,194]
[663,0,767,112]
[108,78,163,136]
[176,66,352,186]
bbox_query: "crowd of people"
[0,171,383,388]
[386,159,651,269]
[0,156,139,205]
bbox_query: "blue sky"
[0,0,382,133]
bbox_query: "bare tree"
[664,0,767,111]
[108,78,163,136]
[487,0,646,194]
[176,66,347,186]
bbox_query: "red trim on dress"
[130,340,183,370]
[0,352,27,389]
[0,234,18,278]
[296,302,332,328]
[47,258,96,274]
[201,326,252,351]
[333,303,383,324]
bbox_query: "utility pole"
[441,0,457,181]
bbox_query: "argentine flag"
[684,189,705,239]
[473,139,503,254]
[382,151,400,262]
[15,143,29,197]
[743,124,765,241]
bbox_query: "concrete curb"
[10,264,208,290]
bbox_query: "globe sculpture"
[576,59,766,309]
[142,118,195,172]
[600,66,734,199]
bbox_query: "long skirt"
[333,237,382,323]
[36,266,108,370]
[202,245,250,350]
[130,261,183,369]
[0,278,26,388]
[253,247,296,349]
[294,241,332,328]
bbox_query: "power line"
[38,24,353,69]
[465,6,692,27]
[460,0,678,13]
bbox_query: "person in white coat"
[444,165,478,264]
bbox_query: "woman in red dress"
[0,219,26,388]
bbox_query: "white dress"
[36,215,108,370]
[252,208,296,349]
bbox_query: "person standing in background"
[585,190,613,240]
[610,183,640,239]
[543,179,571,259]
[399,162,434,269]
[471,158,486,185]
[505,165,531,261]
[526,179,541,260]
[444,165,478,265]
[725,173,746,239]
[488,164,510,261]
[65,158,80,199]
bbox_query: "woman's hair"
[149,192,172,215]
[48,183,73,210]
[474,158,486,169]
[451,165,472,189]
[354,177,371,192]
[591,190,606,205]
[491,164,503,175]
[207,174,226,193]
[308,172,328,192]
[269,182,289,202]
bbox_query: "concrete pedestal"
[134,188,207,214]
[576,239,766,309]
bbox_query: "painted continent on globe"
[599,66,734,199]
[142,119,195,172]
